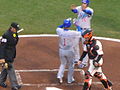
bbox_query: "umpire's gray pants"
[0,63,18,87]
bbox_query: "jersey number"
[64,38,66,46]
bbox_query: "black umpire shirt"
[0,29,19,63]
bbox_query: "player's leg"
[7,63,21,89]
[94,72,112,90]
[0,68,8,88]
[82,71,92,90]
[80,37,88,68]
[94,58,112,90]
[82,60,96,90]
[67,56,75,83]
[57,49,67,83]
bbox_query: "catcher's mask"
[82,29,92,44]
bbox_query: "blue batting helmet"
[63,18,72,28]
[82,0,90,4]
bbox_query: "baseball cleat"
[11,85,21,90]
[67,78,75,84]
[57,78,63,84]
[0,83,7,88]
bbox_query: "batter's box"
[15,69,101,87]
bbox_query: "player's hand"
[0,59,5,64]
[74,61,82,65]
[77,61,82,65]
[93,60,100,67]
[71,4,76,9]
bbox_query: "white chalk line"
[18,34,120,43]
[15,69,102,87]
[13,35,119,87]
[22,82,102,87]
[15,71,23,85]
[15,69,84,72]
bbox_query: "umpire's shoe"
[0,83,7,88]
[11,85,21,90]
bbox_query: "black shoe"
[16,85,21,89]
[12,85,21,90]
[57,78,63,84]
[0,83,7,88]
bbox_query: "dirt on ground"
[0,37,120,90]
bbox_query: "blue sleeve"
[83,9,92,15]
[76,26,82,32]
[71,9,78,13]
[58,24,64,28]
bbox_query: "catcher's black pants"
[0,63,19,88]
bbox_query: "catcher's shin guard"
[83,82,91,90]
[82,71,92,90]
[107,80,113,87]
[100,79,112,89]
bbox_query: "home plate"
[46,87,62,90]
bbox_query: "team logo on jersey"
[13,33,16,37]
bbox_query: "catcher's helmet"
[82,29,92,39]
[63,18,72,28]
[82,0,90,4]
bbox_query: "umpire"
[0,22,21,90]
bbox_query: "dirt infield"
[0,36,120,90]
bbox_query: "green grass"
[0,0,120,39]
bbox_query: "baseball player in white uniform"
[76,30,113,90]
[56,18,82,84]
[71,0,94,68]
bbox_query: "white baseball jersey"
[75,6,93,29]
[56,27,81,83]
[56,28,81,50]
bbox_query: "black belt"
[81,28,91,30]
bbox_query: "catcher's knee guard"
[83,71,92,90]
[94,72,102,79]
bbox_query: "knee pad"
[85,71,92,79]
[94,72,102,79]
[83,71,92,90]
[83,82,91,90]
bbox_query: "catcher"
[76,30,113,90]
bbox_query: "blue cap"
[82,0,90,4]
[63,18,72,28]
